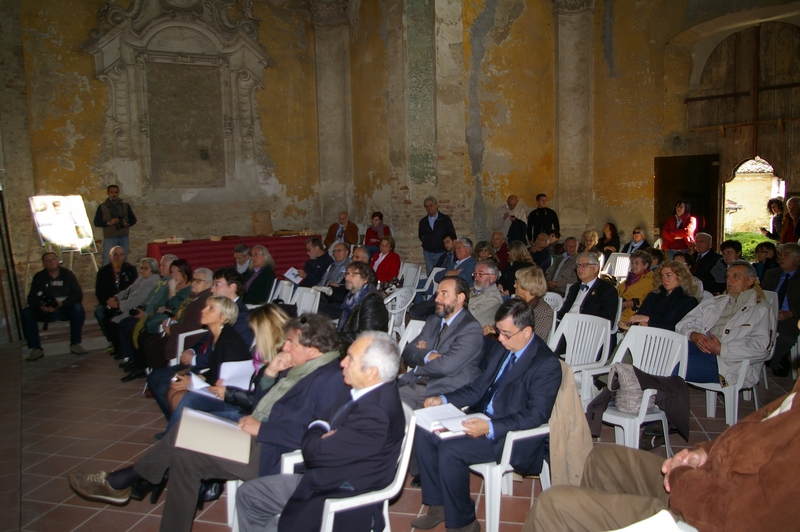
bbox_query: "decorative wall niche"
[84,0,270,194]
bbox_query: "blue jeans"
[102,235,129,265]
[423,250,445,275]
[683,341,720,383]
[148,365,181,419]
[165,391,243,433]
[22,303,85,348]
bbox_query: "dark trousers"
[94,305,111,342]
[769,320,798,369]
[416,428,497,528]
[148,365,183,419]
[133,424,261,532]
[22,303,84,348]
[118,316,139,361]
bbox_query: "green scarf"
[251,350,340,422]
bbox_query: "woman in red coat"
[369,235,401,283]
[661,199,697,257]
[364,211,391,257]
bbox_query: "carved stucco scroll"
[84,0,269,193]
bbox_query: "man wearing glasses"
[556,252,618,323]
[412,299,561,532]
[468,259,504,328]
[622,227,650,254]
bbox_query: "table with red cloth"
[145,235,315,278]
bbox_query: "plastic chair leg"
[705,390,718,418]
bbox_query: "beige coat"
[548,360,594,486]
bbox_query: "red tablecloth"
[145,235,314,277]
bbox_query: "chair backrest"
[384,287,416,335]
[175,328,206,363]
[611,326,687,378]
[548,314,611,368]
[542,292,563,313]
[271,280,295,303]
[399,263,422,289]
[762,290,779,359]
[292,287,320,315]
[398,319,425,353]
[694,277,703,293]
[702,290,714,301]
[609,297,624,334]
[602,253,630,280]
[652,238,663,249]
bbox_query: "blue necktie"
[475,352,516,414]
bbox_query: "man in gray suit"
[399,276,483,407]
[545,236,579,296]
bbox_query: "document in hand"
[414,403,490,439]
[174,408,251,463]
[188,360,254,400]
[283,267,303,285]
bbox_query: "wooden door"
[654,155,722,246]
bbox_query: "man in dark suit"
[399,276,484,408]
[761,243,800,376]
[556,252,618,323]
[68,314,351,531]
[691,232,722,293]
[235,331,405,532]
[409,238,477,320]
[412,299,562,531]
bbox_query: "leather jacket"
[337,291,389,351]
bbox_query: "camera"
[129,304,146,316]
[37,291,58,308]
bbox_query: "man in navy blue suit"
[556,252,618,323]
[413,299,562,532]
[235,331,405,532]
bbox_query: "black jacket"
[635,285,698,331]
[27,267,83,309]
[527,208,559,243]
[418,212,456,253]
[338,291,389,351]
[94,262,138,306]
[692,250,722,293]
[557,277,618,322]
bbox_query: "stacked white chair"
[383,287,415,336]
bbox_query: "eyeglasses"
[345,272,361,277]
[576,262,597,268]
[632,231,641,235]
[494,326,526,339]
[212,281,228,288]
[472,271,493,278]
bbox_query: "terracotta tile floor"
[10,324,798,531]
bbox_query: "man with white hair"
[419,196,457,274]
[492,195,526,236]
[323,211,359,249]
[234,331,405,531]
[94,245,138,348]
[468,259,504,327]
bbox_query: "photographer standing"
[22,252,86,361]
[94,184,137,264]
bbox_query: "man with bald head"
[492,195,527,237]
[323,211,359,249]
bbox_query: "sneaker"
[68,470,131,505]
[26,348,44,362]
[104,344,115,353]
[70,344,88,355]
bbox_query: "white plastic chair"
[542,292,563,313]
[383,287,415,337]
[469,424,551,532]
[415,267,445,300]
[398,319,425,354]
[291,287,320,315]
[694,277,703,294]
[702,290,714,301]
[687,291,776,426]
[652,238,663,249]
[584,327,688,457]
[270,280,295,303]
[398,262,422,290]
[609,296,623,335]
[547,314,611,407]
[602,253,631,281]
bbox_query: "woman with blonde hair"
[580,230,600,254]
[512,266,554,343]
[620,260,699,331]
[498,240,534,296]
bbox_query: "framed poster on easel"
[29,195,97,255]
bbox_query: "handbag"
[609,362,654,414]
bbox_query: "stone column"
[554,0,595,232]
[312,0,354,223]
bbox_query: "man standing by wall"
[94,184,137,265]
[527,194,559,244]
[419,197,456,274]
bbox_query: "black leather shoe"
[410,474,421,488]
[119,361,132,369]
[121,370,146,382]
[197,480,225,511]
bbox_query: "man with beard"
[336,262,389,351]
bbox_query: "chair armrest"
[280,450,304,474]
[177,328,207,358]
[499,424,550,469]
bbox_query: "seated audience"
[645,246,664,269]
[235,331,405,532]
[621,226,649,253]
[661,199,697,257]
[498,240,534,296]
[491,231,509,270]
[620,260,699,331]
[318,242,351,288]
[166,295,252,414]
[68,314,350,532]
[23,251,86,361]
[139,267,213,371]
[94,246,138,348]
[433,232,458,271]
[298,237,334,288]
[579,229,600,255]
[548,232,564,256]
[104,257,162,357]
[472,240,499,265]
[323,210,359,249]
[672,251,694,270]
[243,245,276,305]
[760,243,800,377]
[708,239,743,294]
[545,236,579,296]
[511,265,554,343]
[233,244,252,279]
[369,235,401,283]
[364,211,391,257]
[597,222,620,260]
[529,232,553,271]
[467,259,504,328]
[413,300,561,532]
[556,252,618,324]
[676,261,771,386]
[752,240,779,280]
[617,250,655,324]
[164,303,288,434]
[337,262,389,351]
[691,232,721,290]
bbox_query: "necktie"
[580,283,589,291]
[433,323,448,351]
[778,273,790,309]
[336,226,344,240]
[475,352,517,413]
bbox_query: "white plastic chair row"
[269,280,295,303]
[384,287,415,336]
[601,252,630,282]
[415,267,445,300]
[291,287,321,315]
